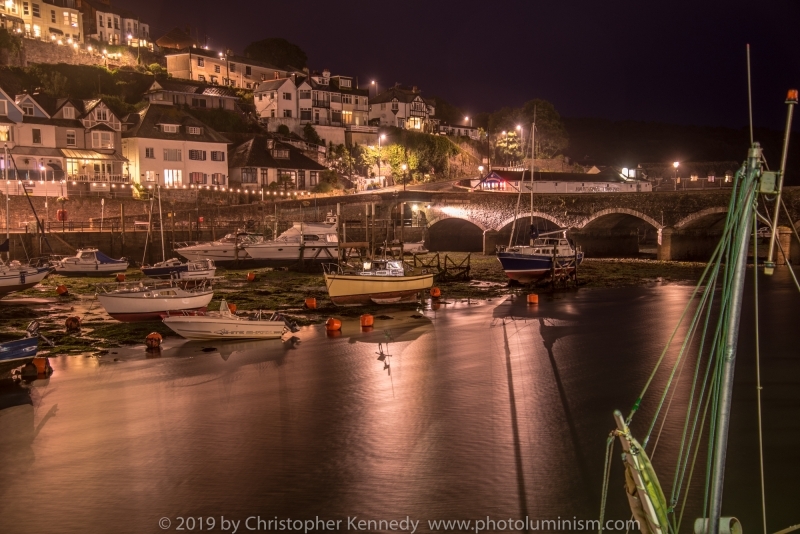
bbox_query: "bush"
[313,181,334,193]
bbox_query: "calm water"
[1,270,798,534]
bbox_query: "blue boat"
[0,336,38,376]
[497,232,583,283]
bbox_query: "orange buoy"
[527,294,539,304]
[65,316,81,332]
[32,356,52,375]
[228,303,237,313]
[56,284,69,296]
[430,287,441,298]
[305,297,317,309]
[145,332,163,350]
[247,272,256,282]
[116,273,125,282]
[360,314,374,327]
[325,318,342,331]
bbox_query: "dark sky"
[119,0,800,130]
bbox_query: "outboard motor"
[274,313,300,333]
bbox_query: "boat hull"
[324,273,434,305]
[175,247,250,263]
[54,263,128,275]
[141,266,216,279]
[97,291,214,322]
[162,316,286,340]
[497,251,584,283]
[0,267,52,296]
[0,337,38,376]
[244,244,337,263]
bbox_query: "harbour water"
[1,269,798,534]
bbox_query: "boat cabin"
[357,260,405,277]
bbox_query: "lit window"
[144,171,156,182]
[198,57,204,67]
[91,131,113,148]
[163,169,182,186]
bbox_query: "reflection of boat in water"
[243,222,339,264]
[0,336,37,377]
[96,279,214,321]
[53,248,128,275]
[0,255,52,297]
[162,300,298,340]
[141,258,216,279]
[171,337,296,362]
[175,233,263,263]
[323,259,434,305]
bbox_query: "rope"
[598,434,615,534]
[753,209,768,534]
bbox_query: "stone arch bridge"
[273,188,800,261]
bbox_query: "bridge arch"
[579,208,662,230]
[496,211,565,231]
[675,207,729,230]
[426,217,485,252]
[425,207,488,232]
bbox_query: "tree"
[521,99,568,159]
[303,123,323,145]
[243,38,308,70]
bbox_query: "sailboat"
[0,242,52,296]
[496,119,583,282]
[597,83,799,534]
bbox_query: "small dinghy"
[162,299,299,340]
[53,248,128,276]
[96,279,214,321]
[141,258,216,280]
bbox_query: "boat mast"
[157,185,166,262]
[707,145,759,534]
[529,110,536,246]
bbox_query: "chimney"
[412,86,418,93]
[322,69,330,79]
[266,138,274,149]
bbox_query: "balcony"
[312,100,330,108]
[68,174,131,184]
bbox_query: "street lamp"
[465,115,472,127]
[673,161,679,190]
[401,163,407,192]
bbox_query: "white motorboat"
[141,258,216,279]
[162,300,298,340]
[174,233,263,263]
[96,279,214,321]
[377,241,429,255]
[53,248,128,275]
[243,222,339,263]
[0,259,52,297]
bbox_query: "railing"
[68,174,131,184]
[345,125,378,133]
[312,100,330,108]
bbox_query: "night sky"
[119,0,800,130]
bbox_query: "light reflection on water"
[0,272,798,534]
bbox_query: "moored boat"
[0,321,48,376]
[53,248,128,275]
[323,259,434,305]
[496,231,583,283]
[243,222,339,264]
[141,258,216,279]
[162,300,298,340]
[175,233,263,263]
[0,259,52,297]
[96,279,214,321]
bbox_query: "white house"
[369,85,435,131]
[145,79,239,111]
[165,48,296,90]
[438,123,480,140]
[254,77,297,120]
[77,0,149,46]
[474,169,652,193]
[13,0,83,43]
[122,102,230,189]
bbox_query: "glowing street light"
[673,161,680,190]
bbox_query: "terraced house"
[76,0,149,46]
[0,85,128,196]
[166,48,297,89]
[121,102,230,189]
[13,0,83,43]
